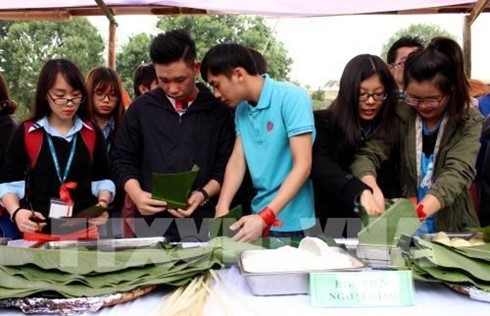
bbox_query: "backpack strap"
[80,121,96,161]
[24,121,44,169]
[24,120,97,169]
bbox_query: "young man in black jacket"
[112,29,235,242]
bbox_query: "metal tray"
[45,237,166,251]
[238,247,367,296]
[419,232,476,241]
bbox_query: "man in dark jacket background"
[112,29,235,241]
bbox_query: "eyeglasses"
[391,61,405,68]
[404,95,445,107]
[95,91,119,101]
[359,92,386,102]
[48,93,85,105]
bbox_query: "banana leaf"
[358,198,421,246]
[74,205,109,218]
[151,165,200,209]
[0,245,216,274]
[444,243,490,262]
[359,198,395,227]
[412,237,490,282]
[0,237,263,299]
[0,257,221,298]
[208,205,242,238]
[468,225,490,242]
[415,265,490,292]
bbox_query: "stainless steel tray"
[238,247,367,296]
[419,232,476,240]
[45,237,166,251]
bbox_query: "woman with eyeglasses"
[0,59,115,240]
[86,66,125,237]
[311,54,399,235]
[352,37,483,233]
[86,66,124,154]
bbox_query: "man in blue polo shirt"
[201,43,316,243]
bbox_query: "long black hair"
[327,54,398,158]
[404,36,470,125]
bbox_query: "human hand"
[231,215,266,243]
[15,209,46,233]
[132,191,167,215]
[360,175,386,214]
[371,185,386,213]
[359,190,384,216]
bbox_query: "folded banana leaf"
[358,198,421,246]
[151,165,200,209]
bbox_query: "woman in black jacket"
[311,54,399,237]
[0,73,20,238]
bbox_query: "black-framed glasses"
[359,92,386,102]
[95,91,119,101]
[391,60,405,68]
[48,93,85,105]
[404,95,445,107]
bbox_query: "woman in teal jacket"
[351,37,482,233]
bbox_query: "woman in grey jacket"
[352,37,483,233]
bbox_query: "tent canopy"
[0,0,487,19]
[1,0,487,74]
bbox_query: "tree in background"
[116,33,154,95]
[380,23,455,60]
[116,15,292,98]
[0,18,104,120]
[157,15,291,81]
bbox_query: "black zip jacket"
[112,84,235,240]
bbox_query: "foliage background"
[0,19,104,120]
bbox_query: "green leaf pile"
[406,236,490,292]
[0,237,261,299]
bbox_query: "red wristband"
[416,204,427,220]
[258,207,282,237]
[98,198,109,205]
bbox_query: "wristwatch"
[196,188,210,205]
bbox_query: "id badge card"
[49,198,74,218]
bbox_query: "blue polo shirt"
[235,75,316,232]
